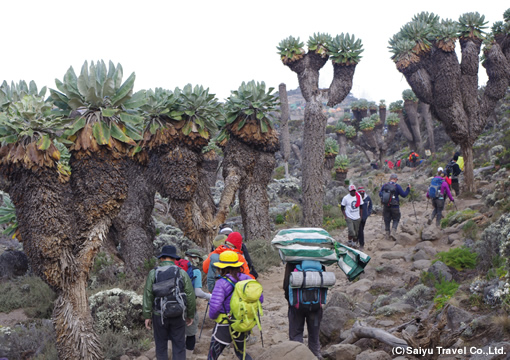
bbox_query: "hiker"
[143,245,196,360]
[379,173,411,240]
[357,186,373,250]
[454,151,465,172]
[212,227,258,278]
[385,159,394,170]
[426,167,454,227]
[445,155,462,196]
[207,250,263,360]
[396,159,402,171]
[283,261,324,358]
[203,232,254,292]
[182,249,212,359]
[341,184,363,248]
[408,151,419,168]
[370,161,378,170]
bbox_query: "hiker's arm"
[181,269,196,319]
[195,287,212,300]
[367,198,373,216]
[209,281,227,320]
[142,270,155,320]
[193,271,212,300]
[443,182,454,202]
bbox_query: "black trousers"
[152,314,186,360]
[288,306,323,357]
[451,179,460,196]
[431,198,445,226]
[383,206,401,232]
[358,219,367,247]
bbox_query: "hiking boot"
[390,229,398,241]
[347,240,354,247]
[427,218,432,226]
[385,231,390,241]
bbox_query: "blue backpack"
[289,260,328,312]
[428,177,444,199]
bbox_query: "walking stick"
[199,302,209,340]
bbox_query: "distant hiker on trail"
[341,184,363,248]
[445,155,462,196]
[396,159,402,171]
[203,232,254,292]
[385,159,394,170]
[182,249,211,359]
[212,226,258,279]
[207,250,263,360]
[454,151,465,172]
[408,151,420,168]
[143,245,196,360]
[283,261,325,358]
[357,186,373,250]
[379,174,411,240]
[426,168,454,227]
[370,161,378,170]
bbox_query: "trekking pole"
[199,302,209,340]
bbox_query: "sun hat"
[357,186,365,193]
[158,245,180,260]
[185,249,207,261]
[348,184,356,191]
[213,250,244,268]
[225,232,243,250]
[219,227,233,235]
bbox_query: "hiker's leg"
[391,207,401,231]
[353,219,361,242]
[288,306,305,343]
[185,311,199,352]
[452,180,460,196]
[305,308,323,357]
[168,316,187,360]
[233,333,252,360]
[436,199,445,227]
[207,337,227,360]
[153,315,170,360]
[382,207,391,232]
[358,219,366,247]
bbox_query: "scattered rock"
[356,349,392,360]
[0,250,28,278]
[320,307,356,343]
[411,259,432,270]
[322,343,361,360]
[255,340,316,360]
[427,261,453,282]
[421,226,441,241]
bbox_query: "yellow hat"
[213,250,244,268]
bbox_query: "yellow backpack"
[228,279,263,333]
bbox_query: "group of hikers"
[342,151,464,243]
[142,226,325,360]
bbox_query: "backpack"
[152,265,187,322]
[428,177,444,199]
[380,182,398,207]
[445,161,454,177]
[175,259,197,287]
[224,278,263,333]
[288,260,334,312]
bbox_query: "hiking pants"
[431,198,445,227]
[383,206,401,232]
[358,218,367,247]
[207,323,251,360]
[152,314,186,360]
[288,306,323,357]
[345,217,361,239]
[451,179,460,196]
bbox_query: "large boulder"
[255,341,316,360]
[0,250,28,278]
[427,261,453,282]
[320,306,356,343]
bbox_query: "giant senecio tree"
[0,60,145,360]
[278,33,363,226]
[389,10,510,192]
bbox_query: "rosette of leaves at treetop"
[341,113,352,122]
[345,125,357,139]
[139,85,220,153]
[457,12,488,40]
[386,113,401,126]
[359,116,375,132]
[0,80,47,111]
[402,89,418,102]
[389,100,404,113]
[435,19,460,52]
[326,33,364,65]
[0,94,72,181]
[368,101,378,112]
[202,140,222,161]
[324,137,339,157]
[334,154,350,173]
[307,32,333,58]
[221,80,279,152]
[335,119,347,134]
[277,36,305,64]
[50,60,145,159]
[370,113,382,127]
[379,100,386,109]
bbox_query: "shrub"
[0,276,55,318]
[433,246,478,271]
[404,284,434,308]
[285,204,302,225]
[462,220,479,240]
[273,166,285,180]
[0,320,57,359]
[244,239,282,273]
[274,213,285,224]
[100,328,152,360]
[323,204,346,231]
[434,278,459,309]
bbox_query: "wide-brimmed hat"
[213,250,244,268]
[158,245,180,259]
[185,249,207,261]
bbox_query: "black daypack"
[380,182,398,207]
[152,265,187,322]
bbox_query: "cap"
[390,173,398,180]
[348,184,356,191]
[225,232,243,250]
[219,227,233,235]
[438,167,444,173]
[357,186,365,193]
[158,245,180,260]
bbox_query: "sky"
[1,1,507,105]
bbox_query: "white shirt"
[341,193,364,220]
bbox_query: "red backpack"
[175,259,197,287]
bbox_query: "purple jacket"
[426,176,454,202]
[209,273,264,320]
